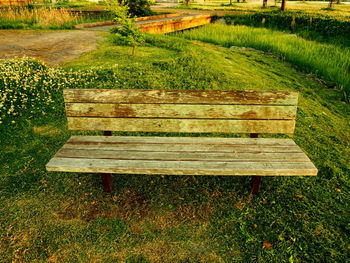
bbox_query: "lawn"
[0,31,349,262]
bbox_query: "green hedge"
[224,11,350,42]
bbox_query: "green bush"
[124,0,154,17]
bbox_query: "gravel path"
[0,30,104,66]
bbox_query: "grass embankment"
[0,34,349,262]
[179,23,350,101]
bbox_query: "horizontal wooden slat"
[63,142,302,153]
[67,136,297,146]
[46,158,318,176]
[63,89,298,105]
[55,148,311,162]
[67,118,295,134]
[65,103,297,120]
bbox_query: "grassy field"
[179,23,350,101]
[173,0,350,18]
[0,32,349,262]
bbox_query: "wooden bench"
[46,89,318,194]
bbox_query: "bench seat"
[46,136,317,176]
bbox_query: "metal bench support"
[101,131,113,192]
[250,133,262,194]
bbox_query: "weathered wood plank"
[65,103,297,120]
[46,158,318,176]
[63,89,299,105]
[68,136,297,146]
[67,118,296,134]
[55,148,311,162]
[62,142,303,153]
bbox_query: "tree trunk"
[281,0,286,11]
[131,46,135,56]
[262,0,267,8]
[329,0,335,8]
[336,0,340,4]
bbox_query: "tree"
[281,0,286,11]
[329,0,335,8]
[114,0,153,17]
[262,0,268,8]
[108,1,145,56]
[123,0,153,17]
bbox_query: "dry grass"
[0,7,78,28]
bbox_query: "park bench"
[46,89,318,194]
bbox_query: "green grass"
[178,23,350,101]
[0,33,349,262]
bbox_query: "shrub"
[0,58,100,125]
[123,0,154,17]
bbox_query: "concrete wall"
[138,14,212,34]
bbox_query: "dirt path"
[0,30,105,66]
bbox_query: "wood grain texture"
[63,89,299,105]
[46,136,317,176]
[55,148,311,162]
[65,103,297,120]
[63,142,302,153]
[67,118,296,134]
[67,136,297,146]
[46,158,318,176]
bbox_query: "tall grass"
[0,7,79,29]
[179,24,350,100]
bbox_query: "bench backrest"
[63,89,298,134]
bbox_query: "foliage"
[109,2,145,55]
[123,0,154,17]
[0,58,101,125]
[0,34,349,262]
[179,23,350,101]
[224,11,350,45]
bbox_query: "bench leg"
[251,176,262,194]
[101,173,113,192]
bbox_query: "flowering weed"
[0,58,100,125]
